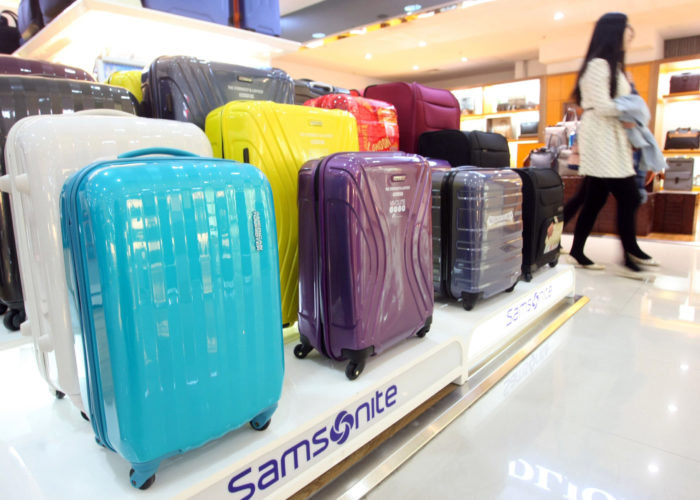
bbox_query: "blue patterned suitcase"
[61,148,284,489]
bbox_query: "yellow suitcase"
[106,70,143,103]
[206,101,359,327]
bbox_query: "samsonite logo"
[227,385,398,499]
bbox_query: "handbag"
[525,134,559,169]
[0,10,20,54]
[545,108,579,149]
[519,121,538,136]
[669,73,700,94]
[664,128,700,150]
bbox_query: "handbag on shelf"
[519,121,538,136]
[545,108,579,149]
[664,128,700,150]
[0,11,20,53]
[669,73,700,94]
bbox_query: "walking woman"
[569,12,657,278]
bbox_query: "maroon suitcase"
[0,54,93,81]
[364,82,460,154]
[295,152,434,380]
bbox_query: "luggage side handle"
[309,81,333,93]
[74,109,135,118]
[118,148,201,159]
[0,174,29,194]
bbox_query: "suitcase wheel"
[3,308,25,331]
[505,283,517,293]
[250,405,277,431]
[250,418,271,431]
[461,293,479,311]
[345,360,365,381]
[549,258,559,268]
[523,272,533,282]
[130,468,157,490]
[0,303,6,315]
[80,411,90,422]
[294,343,313,359]
[54,390,66,400]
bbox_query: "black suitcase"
[432,166,522,310]
[511,167,564,281]
[418,129,510,168]
[141,56,294,130]
[430,162,452,296]
[293,78,349,105]
[0,11,20,54]
[0,75,137,330]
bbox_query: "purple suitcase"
[296,151,433,380]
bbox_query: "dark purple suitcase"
[0,55,94,81]
[0,75,137,330]
[296,152,434,380]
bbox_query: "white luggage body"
[0,110,213,410]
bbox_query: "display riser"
[0,265,575,500]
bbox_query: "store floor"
[363,234,699,500]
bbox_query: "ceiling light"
[417,12,434,19]
[668,403,678,413]
[554,11,564,21]
[404,4,422,13]
[648,464,659,474]
[305,40,324,49]
[365,53,373,59]
[418,41,427,47]
[311,32,326,39]
[680,364,689,371]
[461,57,468,62]
[350,28,367,35]
[413,65,420,70]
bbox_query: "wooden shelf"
[461,107,540,120]
[661,91,700,102]
[14,0,300,73]
[663,149,700,155]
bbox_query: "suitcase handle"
[118,148,200,159]
[74,109,134,118]
[309,81,333,93]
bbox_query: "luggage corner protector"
[0,175,10,193]
[36,331,55,352]
[15,173,30,194]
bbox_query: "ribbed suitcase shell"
[141,55,294,130]
[430,161,452,295]
[206,101,359,326]
[511,168,563,280]
[1,111,212,410]
[294,79,349,105]
[0,75,137,328]
[106,69,143,102]
[0,54,94,81]
[364,82,460,154]
[305,94,399,152]
[438,167,523,310]
[297,152,433,378]
[418,129,510,168]
[62,150,284,488]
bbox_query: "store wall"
[272,58,386,91]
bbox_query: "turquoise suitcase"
[61,148,284,489]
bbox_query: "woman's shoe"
[615,265,652,281]
[627,253,660,267]
[567,256,605,270]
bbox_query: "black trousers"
[563,177,589,225]
[571,175,644,258]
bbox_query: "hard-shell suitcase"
[106,69,142,102]
[0,54,94,80]
[364,82,460,154]
[233,0,281,36]
[0,75,138,330]
[1,110,212,410]
[38,0,74,24]
[419,129,510,168]
[206,101,359,326]
[305,93,399,152]
[18,0,42,42]
[511,167,563,281]
[294,78,349,105]
[433,167,522,310]
[295,152,433,380]
[142,0,232,25]
[429,160,452,295]
[0,11,21,54]
[61,148,284,489]
[141,56,294,130]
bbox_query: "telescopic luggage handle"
[118,148,201,159]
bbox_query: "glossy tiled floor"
[369,235,700,500]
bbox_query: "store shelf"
[663,149,700,155]
[0,266,575,499]
[662,91,700,102]
[14,0,300,73]
[461,108,540,120]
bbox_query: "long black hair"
[573,12,628,105]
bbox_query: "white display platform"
[0,265,574,500]
[14,0,301,72]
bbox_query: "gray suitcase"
[293,78,349,105]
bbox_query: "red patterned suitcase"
[305,94,399,152]
[364,82,460,154]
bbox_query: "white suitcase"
[0,109,213,411]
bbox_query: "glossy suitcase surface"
[436,167,523,310]
[467,130,510,167]
[364,82,460,154]
[0,75,138,330]
[419,129,472,167]
[305,94,399,152]
[294,78,349,105]
[511,168,563,280]
[234,0,281,36]
[61,149,284,488]
[106,69,142,102]
[141,55,294,130]
[0,54,94,80]
[1,110,212,410]
[430,161,452,296]
[206,101,359,326]
[296,152,433,379]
